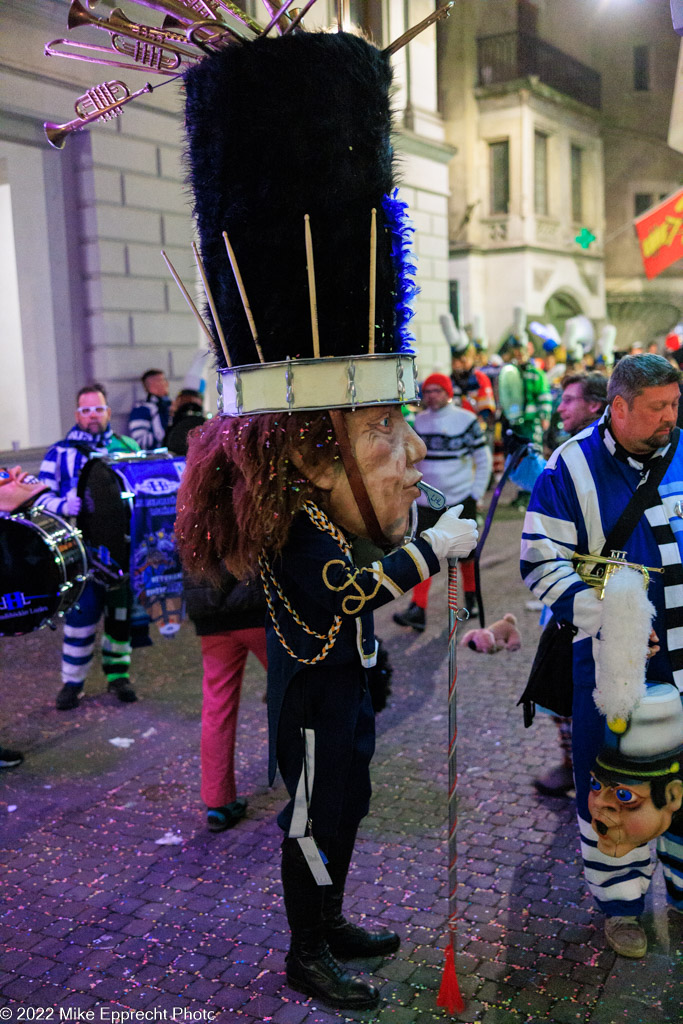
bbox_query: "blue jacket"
[520,415,683,693]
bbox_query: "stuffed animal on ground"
[460,613,521,654]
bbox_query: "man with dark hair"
[128,369,171,450]
[521,354,683,957]
[556,372,608,436]
[39,385,140,710]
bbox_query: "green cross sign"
[575,227,596,249]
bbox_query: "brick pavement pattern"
[0,509,681,1023]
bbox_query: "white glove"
[421,504,478,560]
[64,491,81,516]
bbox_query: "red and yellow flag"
[634,188,683,279]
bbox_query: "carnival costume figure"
[169,24,478,1011]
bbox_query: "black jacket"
[164,405,205,457]
[184,566,266,636]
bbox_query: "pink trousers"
[200,628,268,808]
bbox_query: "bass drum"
[77,451,186,635]
[77,456,131,586]
[0,508,88,637]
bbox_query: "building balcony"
[477,32,601,111]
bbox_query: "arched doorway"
[544,291,583,340]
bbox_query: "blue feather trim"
[382,189,419,354]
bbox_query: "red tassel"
[436,942,465,1013]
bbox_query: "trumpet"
[185,18,244,52]
[572,549,664,600]
[110,0,241,27]
[206,0,262,33]
[46,37,183,74]
[44,80,153,150]
[67,1,200,64]
[165,0,262,33]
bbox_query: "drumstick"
[369,207,377,355]
[222,231,264,364]
[191,242,233,369]
[161,250,218,353]
[304,214,320,360]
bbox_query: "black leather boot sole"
[286,950,380,1009]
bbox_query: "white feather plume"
[594,567,654,723]
[563,314,595,355]
[597,325,617,365]
[440,312,468,353]
[471,313,487,349]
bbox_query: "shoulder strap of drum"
[65,440,95,457]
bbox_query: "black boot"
[464,592,479,619]
[392,602,425,632]
[286,938,380,1009]
[281,838,379,1010]
[322,833,400,959]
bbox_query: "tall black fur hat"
[184,31,417,379]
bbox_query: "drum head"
[78,458,130,577]
[0,516,61,635]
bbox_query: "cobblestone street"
[1,506,681,1023]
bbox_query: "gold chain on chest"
[258,502,351,664]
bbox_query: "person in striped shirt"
[39,385,140,711]
[521,354,683,958]
[128,369,172,451]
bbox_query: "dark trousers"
[276,665,375,839]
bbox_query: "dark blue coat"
[265,507,440,836]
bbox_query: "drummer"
[38,384,141,711]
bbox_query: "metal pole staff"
[415,481,465,1013]
[437,556,465,1013]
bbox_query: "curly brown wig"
[176,412,340,581]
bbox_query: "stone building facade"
[439,0,683,353]
[0,0,451,449]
